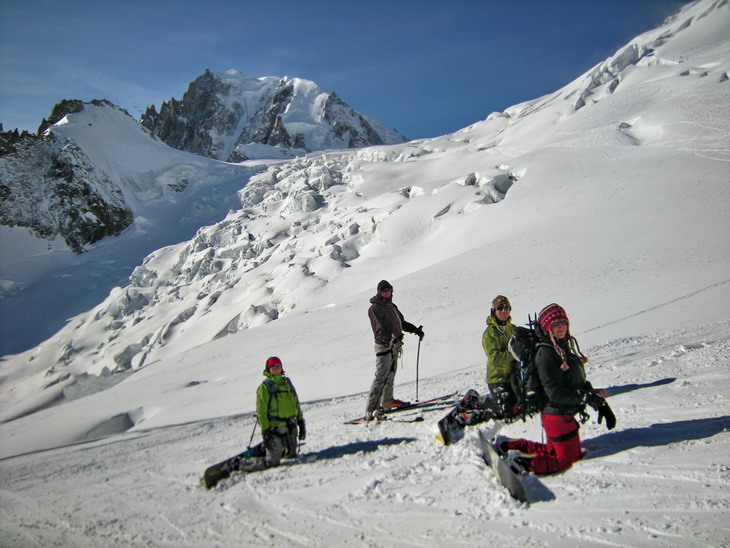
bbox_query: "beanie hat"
[538,303,569,332]
[537,303,576,371]
[265,356,283,371]
[377,280,393,292]
[491,295,511,310]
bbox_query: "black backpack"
[508,315,549,419]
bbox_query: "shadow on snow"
[583,415,730,459]
[293,437,418,465]
[604,377,676,398]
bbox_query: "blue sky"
[0,0,691,140]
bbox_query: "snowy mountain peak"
[140,68,407,162]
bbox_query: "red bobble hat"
[266,356,283,370]
[538,303,569,332]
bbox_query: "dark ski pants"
[265,423,299,466]
[506,413,582,475]
[366,344,398,412]
[239,424,298,472]
[488,383,519,418]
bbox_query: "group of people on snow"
[480,295,616,475]
[249,280,615,477]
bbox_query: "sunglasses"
[495,306,511,311]
[552,320,568,327]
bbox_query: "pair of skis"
[344,392,459,424]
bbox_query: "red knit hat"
[538,303,569,332]
[266,356,283,370]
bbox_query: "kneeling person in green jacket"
[257,356,306,467]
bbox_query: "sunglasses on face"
[495,306,511,311]
[552,320,568,327]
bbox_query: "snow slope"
[0,102,267,354]
[0,0,728,546]
[0,320,727,547]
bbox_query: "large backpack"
[508,315,550,419]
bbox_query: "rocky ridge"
[141,69,406,162]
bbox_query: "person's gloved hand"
[297,419,306,441]
[597,401,617,430]
[415,325,425,341]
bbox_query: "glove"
[297,419,306,441]
[597,401,617,430]
[391,337,404,352]
[415,325,425,341]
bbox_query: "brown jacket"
[368,293,417,346]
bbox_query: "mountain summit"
[140,69,407,161]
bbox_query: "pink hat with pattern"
[538,303,569,332]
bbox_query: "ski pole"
[415,336,421,402]
[247,416,259,449]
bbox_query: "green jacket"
[256,371,303,433]
[482,314,516,384]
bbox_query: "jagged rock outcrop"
[141,69,406,162]
[0,127,133,253]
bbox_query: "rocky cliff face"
[141,69,406,162]
[0,124,133,253]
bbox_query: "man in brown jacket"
[365,280,424,419]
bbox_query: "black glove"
[415,325,425,341]
[297,419,306,441]
[597,401,617,430]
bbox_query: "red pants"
[506,413,582,475]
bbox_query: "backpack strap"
[263,378,275,417]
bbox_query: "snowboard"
[203,443,267,489]
[345,392,459,424]
[437,406,471,445]
[436,391,497,445]
[478,428,530,503]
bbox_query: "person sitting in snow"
[498,303,616,475]
[482,294,520,418]
[365,280,424,420]
[255,356,306,467]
